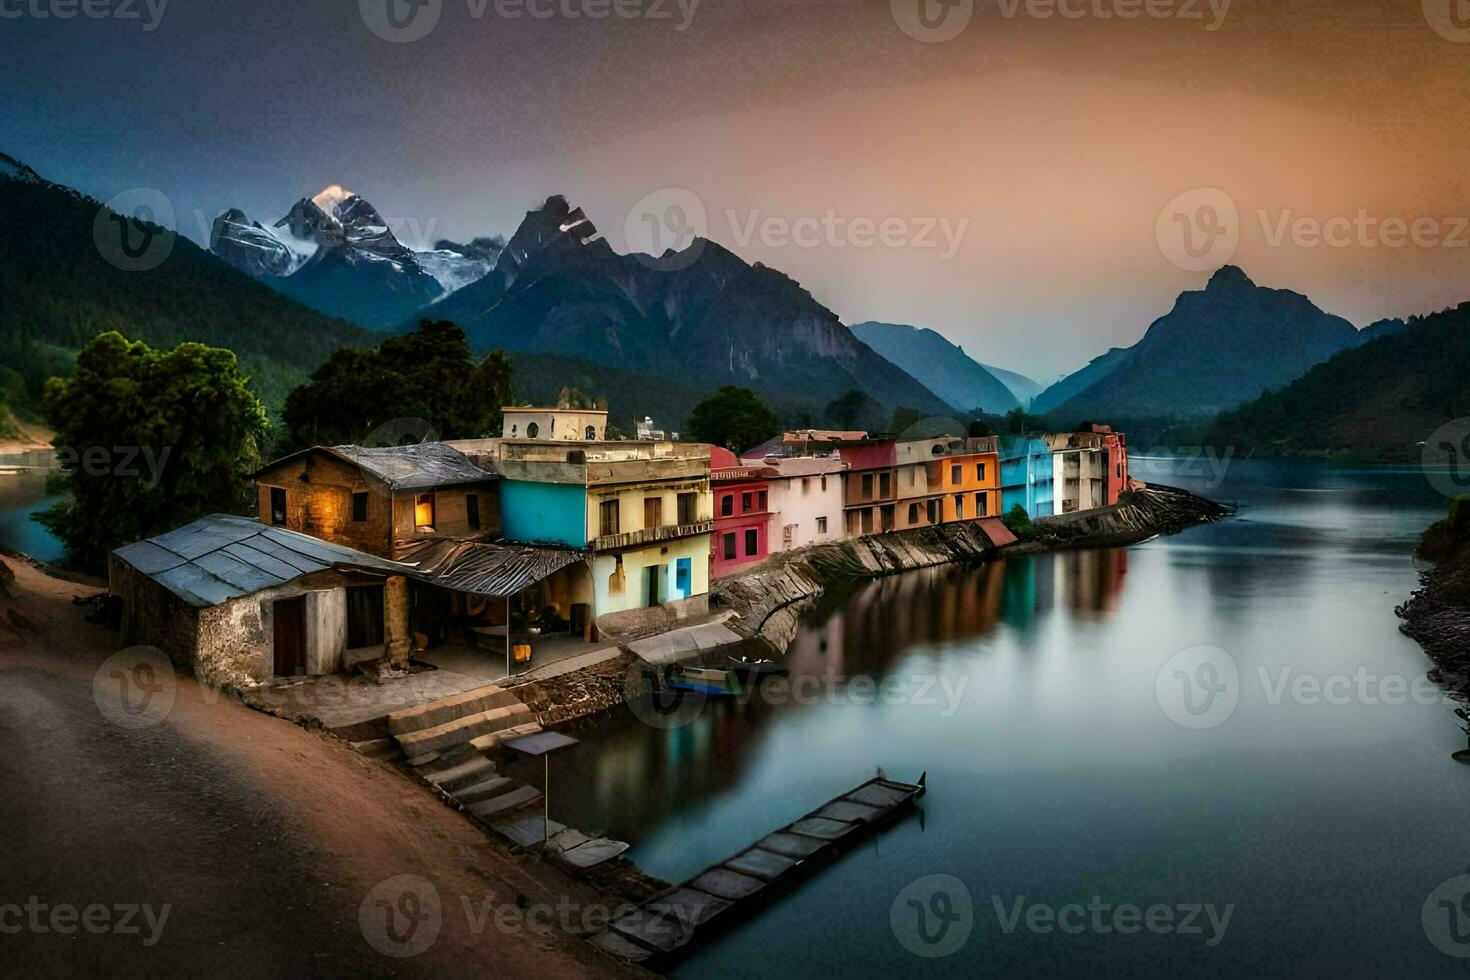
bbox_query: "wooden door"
[273,595,307,676]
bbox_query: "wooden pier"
[586,771,927,967]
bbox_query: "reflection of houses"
[492,438,713,632]
[998,435,1055,518]
[709,448,773,577]
[253,443,500,559]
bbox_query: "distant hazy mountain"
[1032,347,1132,415]
[1206,303,1470,461]
[982,362,1044,408]
[0,153,373,418]
[1045,266,1360,423]
[848,321,1021,415]
[413,196,951,419]
[210,185,501,329]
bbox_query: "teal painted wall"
[499,480,587,548]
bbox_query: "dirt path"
[0,558,647,978]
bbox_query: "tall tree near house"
[281,319,513,450]
[687,386,780,454]
[37,331,269,571]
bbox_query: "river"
[0,453,64,564]
[525,457,1470,976]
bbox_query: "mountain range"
[209,186,502,330]
[413,195,954,420]
[848,321,1028,415]
[1037,266,1368,425]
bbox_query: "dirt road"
[0,558,644,978]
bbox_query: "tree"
[824,389,886,431]
[687,387,780,454]
[282,320,512,449]
[1004,407,1049,434]
[890,406,925,435]
[37,331,269,570]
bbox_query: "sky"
[4,0,1470,383]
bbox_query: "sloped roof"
[394,537,584,598]
[328,443,494,491]
[255,443,496,492]
[113,514,411,608]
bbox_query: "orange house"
[929,440,1001,523]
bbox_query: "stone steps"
[386,685,521,735]
[347,737,402,762]
[469,721,544,752]
[395,703,537,757]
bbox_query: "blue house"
[998,435,1055,519]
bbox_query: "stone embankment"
[1399,501,1470,701]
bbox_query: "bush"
[1002,504,1034,538]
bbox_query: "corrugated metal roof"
[113,514,410,609]
[395,537,584,598]
[328,443,494,491]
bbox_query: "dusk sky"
[6,0,1470,382]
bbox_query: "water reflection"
[0,460,63,563]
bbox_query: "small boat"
[725,656,789,680]
[667,666,744,697]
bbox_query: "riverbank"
[1398,500,1470,701]
[517,483,1231,724]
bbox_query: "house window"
[861,474,873,499]
[908,503,920,524]
[880,504,895,531]
[526,422,540,438]
[744,528,758,555]
[723,532,737,560]
[742,491,753,512]
[975,492,984,516]
[879,473,891,498]
[720,494,734,516]
[928,499,940,523]
[950,464,961,484]
[414,493,436,530]
[816,516,828,534]
[820,476,828,492]
[599,500,620,536]
[954,494,965,519]
[860,508,874,534]
[351,491,368,523]
[270,487,287,526]
[976,462,987,481]
[511,424,518,437]
[586,425,596,440]
[756,490,767,511]
[345,585,385,649]
[466,493,480,530]
[644,496,663,530]
[677,492,697,525]
[801,477,810,494]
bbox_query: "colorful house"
[998,435,1055,519]
[763,454,848,552]
[710,447,774,577]
[1085,423,1131,505]
[835,439,898,536]
[493,439,713,632]
[891,436,1001,528]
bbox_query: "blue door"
[675,558,691,598]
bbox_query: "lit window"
[414,493,436,530]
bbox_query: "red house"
[709,447,775,577]
[1082,423,1130,505]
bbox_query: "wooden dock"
[586,771,927,967]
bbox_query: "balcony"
[593,519,714,552]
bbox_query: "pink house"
[709,447,774,578]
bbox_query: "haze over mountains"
[848,322,1027,415]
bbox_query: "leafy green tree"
[1002,504,1034,538]
[282,320,512,449]
[1004,407,1049,434]
[37,331,269,570]
[687,387,780,454]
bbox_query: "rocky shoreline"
[1398,502,1470,703]
[521,483,1231,724]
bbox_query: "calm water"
[0,460,64,564]
[535,457,1470,976]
